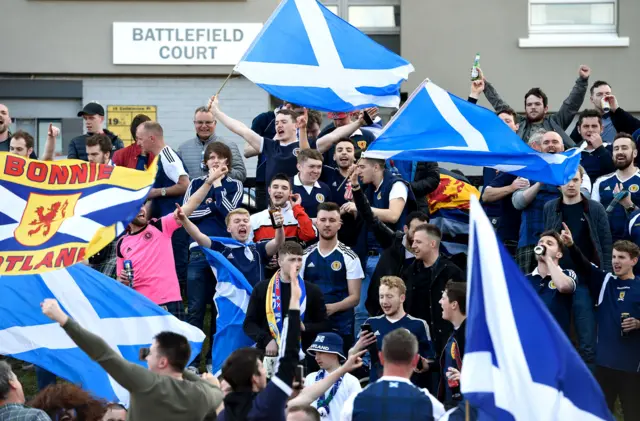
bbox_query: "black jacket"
[243,278,329,352]
[401,256,465,354]
[411,162,440,213]
[353,187,414,316]
[68,129,125,161]
[435,319,466,404]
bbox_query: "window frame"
[519,0,629,47]
[320,0,400,35]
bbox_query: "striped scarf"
[265,270,306,347]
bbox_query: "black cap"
[77,102,105,117]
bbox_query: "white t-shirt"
[158,146,188,182]
[389,181,408,202]
[304,370,361,421]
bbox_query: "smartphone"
[295,365,305,384]
[416,357,424,371]
[360,323,373,335]
[362,110,374,126]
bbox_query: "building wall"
[401,0,640,113]
[2,0,278,76]
[83,76,267,174]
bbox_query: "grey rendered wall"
[401,0,640,113]
[2,0,278,76]
[82,76,268,175]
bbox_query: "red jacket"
[112,144,155,170]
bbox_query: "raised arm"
[481,68,515,115]
[552,66,590,130]
[560,222,607,298]
[351,168,396,249]
[265,210,285,256]
[41,299,157,392]
[297,109,310,150]
[316,109,377,153]
[288,351,364,407]
[208,96,263,152]
[543,254,576,294]
[42,124,59,161]
[174,204,212,249]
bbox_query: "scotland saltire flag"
[461,197,613,421]
[201,237,255,375]
[0,154,157,275]
[364,79,582,186]
[235,0,414,112]
[0,265,204,406]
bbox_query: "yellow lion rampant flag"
[0,154,157,275]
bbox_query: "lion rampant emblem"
[27,200,69,237]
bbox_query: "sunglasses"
[139,347,150,361]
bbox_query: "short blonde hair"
[380,276,406,296]
[225,208,250,226]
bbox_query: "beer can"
[534,245,546,256]
[621,312,630,337]
[124,259,134,286]
[601,97,611,113]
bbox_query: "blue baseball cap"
[306,332,346,361]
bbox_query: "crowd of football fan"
[0,63,639,421]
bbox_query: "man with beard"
[512,131,592,273]
[575,109,615,181]
[593,133,640,242]
[301,203,364,354]
[68,103,124,161]
[115,202,184,320]
[481,65,590,148]
[320,139,366,264]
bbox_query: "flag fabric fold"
[364,79,582,186]
[0,264,204,406]
[201,237,255,375]
[461,196,613,421]
[0,154,157,275]
[235,0,414,112]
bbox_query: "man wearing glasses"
[178,105,246,182]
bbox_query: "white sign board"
[113,22,263,65]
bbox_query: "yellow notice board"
[107,105,157,146]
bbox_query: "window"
[519,0,629,47]
[12,119,64,159]
[321,0,401,53]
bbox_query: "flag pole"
[465,400,470,421]
[207,70,235,111]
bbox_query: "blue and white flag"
[0,265,204,406]
[364,79,582,186]
[461,197,613,421]
[235,0,414,112]
[202,237,255,375]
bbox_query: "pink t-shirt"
[116,215,182,305]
